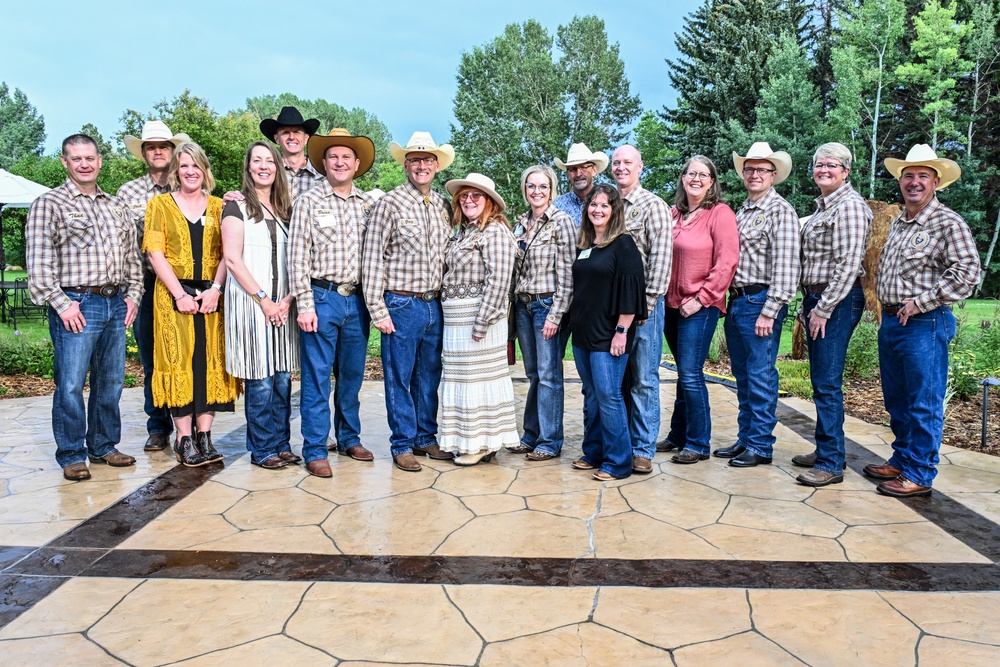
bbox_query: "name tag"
[128,202,145,213]
[578,248,592,259]
[314,212,337,228]
[66,212,86,220]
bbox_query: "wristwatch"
[253,289,268,303]
[211,282,223,293]
[615,325,627,334]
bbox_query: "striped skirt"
[439,296,519,454]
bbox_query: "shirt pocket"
[899,238,938,278]
[66,218,96,249]
[397,219,424,254]
[740,228,769,253]
[312,215,340,244]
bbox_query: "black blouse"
[569,233,646,352]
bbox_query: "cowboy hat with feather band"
[445,172,506,213]
[307,129,376,178]
[389,132,455,170]
[732,142,792,185]
[553,143,609,173]
[884,144,961,190]
[259,106,321,141]
[123,121,190,160]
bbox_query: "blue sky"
[4,1,685,154]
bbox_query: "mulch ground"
[3,356,997,457]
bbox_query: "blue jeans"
[515,298,564,455]
[48,292,127,467]
[574,347,632,478]
[879,307,954,487]
[627,296,664,459]
[133,273,172,436]
[724,291,788,457]
[243,372,292,464]
[381,292,443,456]
[299,288,370,464]
[664,305,721,456]
[803,285,865,474]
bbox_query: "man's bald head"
[612,145,643,193]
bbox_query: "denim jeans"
[574,347,632,478]
[803,285,865,475]
[664,305,721,456]
[48,292,127,467]
[879,307,954,487]
[381,292,443,456]
[515,298,564,455]
[724,291,788,457]
[133,273,172,436]
[299,288,370,464]
[243,371,291,465]
[627,296,664,459]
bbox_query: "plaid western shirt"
[285,159,324,201]
[512,205,576,325]
[117,173,170,276]
[800,182,872,319]
[287,180,373,313]
[26,179,143,313]
[734,187,801,319]
[621,184,673,313]
[877,197,981,311]
[362,180,452,324]
[444,221,518,337]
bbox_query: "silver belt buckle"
[337,284,355,297]
[421,291,436,302]
[99,284,119,298]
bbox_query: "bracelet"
[174,293,189,301]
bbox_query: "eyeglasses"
[458,192,485,203]
[685,171,713,181]
[525,183,550,191]
[567,163,595,173]
[406,156,437,166]
[742,167,775,176]
[813,162,844,171]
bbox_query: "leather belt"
[388,290,439,302]
[883,304,901,315]
[67,284,120,297]
[311,278,357,297]
[802,278,862,296]
[516,291,555,303]
[728,283,768,299]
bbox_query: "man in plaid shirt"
[26,134,144,481]
[865,145,981,498]
[260,106,324,200]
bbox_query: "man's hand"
[297,312,318,332]
[755,314,775,337]
[124,299,138,328]
[59,301,86,333]
[542,321,559,340]
[897,300,920,326]
[374,317,396,334]
[808,310,828,340]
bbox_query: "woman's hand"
[175,293,199,314]
[196,288,220,314]
[610,331,628,356]
[680,296,703,318]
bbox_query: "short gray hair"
[519,164,558,207]
[813,142,853,170]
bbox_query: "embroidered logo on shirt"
[911,232,930,249]
[627,207,643,222]
[362,203,372,217]
[751,215,765,229]
[112,207,126,220]
[441,211,450,225]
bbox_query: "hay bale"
[864,200,900,324]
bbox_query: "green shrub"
[776,359,812,399]
[0,332,54,377]
[125,327,140,362]
[844,318,880,379]
[948,348,981,400]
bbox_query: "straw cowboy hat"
[445,172,506,213]
[307,128,376,178]
[389,131,455,170]
[259,106,321,141]
[733,142,792,185]
[884,144,961,190]
[123,121,190,160]
[554,143,609,173]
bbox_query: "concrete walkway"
[1,362,998,665]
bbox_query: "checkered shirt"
[800,183,872,319]
[117,173,170,275]
[734,187,801,319]
[512,205,576,325]
[26,179,143,313]
[287,180,373,313]
[621,185,673,313]
[285,160,324,201]
[362,180,452,324]
[877,197,981,311]
[445,222,518,337]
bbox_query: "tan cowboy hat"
[445,172,506,212]
[389,131,455,170]
[554,143,609,173]
[123,121,190,160]
[307,129,376,178]
[733,142,792,185]
[884,144,961,190]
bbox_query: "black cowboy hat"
[259,106,321,141]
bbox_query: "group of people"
[25,104,981,499]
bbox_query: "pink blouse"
[667,202,740,313]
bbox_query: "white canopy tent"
[0,168,50,323]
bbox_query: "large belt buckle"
[518,293,531,304]
[420,291,436,302]
[337,284,355,297]
[99,284,119,298]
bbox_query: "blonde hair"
[167,142,216,193]
[519,164,558,207]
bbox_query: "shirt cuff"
[50,292,72,314]
[370,306,389,324]
[761,299,781,320]
[913,294,936,313]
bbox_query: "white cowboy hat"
[123,121,190,160]
[389,131,455,170]
[307,128,376,178]
[445,172,506,212]
[733,142,792,185]
[884,144,961,190]
[554,143,609,173]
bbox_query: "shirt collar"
[285,160,321,178]
[65,178,108,199]
[144,173,170,194]
[317,179,365,202]
[900,196,941,226]
[622,184,644,204]
[741,187,776,212]
[815,182,854,211]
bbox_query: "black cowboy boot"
[196,431,223,463]
[173,435,209,468]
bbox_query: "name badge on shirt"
[66,212,86,220]
[578,248,593,260]
[314,210,336,228]
[128,202,145,214]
